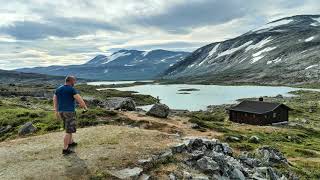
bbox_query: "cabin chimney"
[259,97,264,102]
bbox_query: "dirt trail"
[0,112,218,180]
[119,111,222,138]
[0,124,178,180]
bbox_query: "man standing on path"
[53,76,88,155]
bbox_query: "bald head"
[65,76,76,86]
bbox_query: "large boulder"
[146,103,170,118]
[105,97,136,111]
[18,122,37,136]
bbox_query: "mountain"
[161,15,320,85]
[0,69,66,84]
[17,49,190,81]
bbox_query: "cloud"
[0,17,122,40]
[0,0,319,69]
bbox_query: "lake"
[90,81,304,111]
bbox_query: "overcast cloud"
[0,0,319,69]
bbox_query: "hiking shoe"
[68,142,78,147]
[62,148,75,155]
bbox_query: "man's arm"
[74,94,88,110]
[53,95,60,119]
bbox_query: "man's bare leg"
[64,133,71,150]
[69,133,74,144]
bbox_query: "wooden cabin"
[228,98,291,125]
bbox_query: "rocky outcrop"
[146,103,170,118]
[104,97,136,111]
[132,137,293,179]
[18,122,37,136]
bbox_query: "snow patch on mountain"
[251,47,277,64]
[198,44,220,66]
[245,37,273,52]
[305,36,315,42]
[267,57,282,65]
[142,51,150,57]
[103,52,131,64]
[217,41,253,58]
[254,19,293,33]
[208,44,220,57]
[305,64,318,70]
[311,17,320,26]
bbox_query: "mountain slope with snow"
[161,15,320,85]
[17,49,189,80]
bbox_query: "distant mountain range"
[161,15,320,85]
[17,49,190,80]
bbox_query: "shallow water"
[92,82,303,111]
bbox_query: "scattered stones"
[105,97,136,111]
[111,167,143,179]
[248,136,260,144]
[146,103,170,118]
[18,122,37,136]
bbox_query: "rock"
[221,143,233,156]
[105,97,136,111]
[20,96,28,101]
[84,98,103,108]
[192,174,210,180]
[190,123,201,129]
[169,172,177,180]
[196,156,219,172]
[0,125,12,134]
[112,167,143,179]
[183,171,192,179]
[18,122,37,136]
[275,94,284,98]
[137,158,153,166]
[230,168,246,180]
[248,136,260,144]
[171,143,187,154]
[253,167,281,180]
[258,146,288,166]
[225,136,241,142]
[146,103,170,118]
[159,149,173,160]
[138,174,151,180]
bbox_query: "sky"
[0,0,319,69]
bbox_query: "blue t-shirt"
[55,85,78,112]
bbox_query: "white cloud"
[0,0,319,69]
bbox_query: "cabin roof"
[228,100,290,114]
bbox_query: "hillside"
[161,15,320,85]
[0,69,66,84]
[17,49,190,81]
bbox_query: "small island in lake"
[178,88,200,92]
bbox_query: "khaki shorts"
[59,112,76,133]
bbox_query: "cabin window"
[264,115,267,119]
[253,114,256,118]
[273,113,277,118]
[245,113,248,117]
